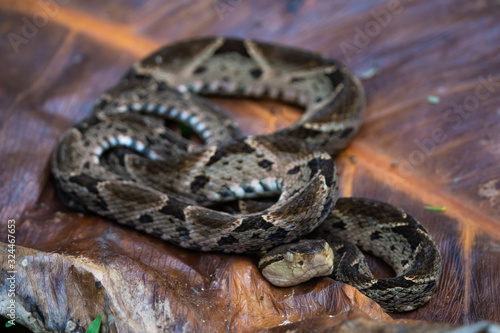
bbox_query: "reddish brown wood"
[1,0,499,331]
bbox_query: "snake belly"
[52,37,441,311]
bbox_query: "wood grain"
[0,0,499,331]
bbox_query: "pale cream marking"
[180,37,225,76]
[243,39,273,78]
[116,105,128,112]
[229,183,245,198]
[157,105,167,113]
[135,140,145,151]
[132,102,142,111]
[305,83,344,113]
[285,65,337,80]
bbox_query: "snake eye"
[298,261,304,266]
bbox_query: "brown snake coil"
[52,37,441,312]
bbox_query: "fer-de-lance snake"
[52,37,442,312]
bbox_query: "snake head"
[258,239,334,287]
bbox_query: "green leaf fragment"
[427,95,440,104]
[424,206,446,212]
[86,314,102,333]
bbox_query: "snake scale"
[52,37,442,312]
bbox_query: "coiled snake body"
[52,37,441,312]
